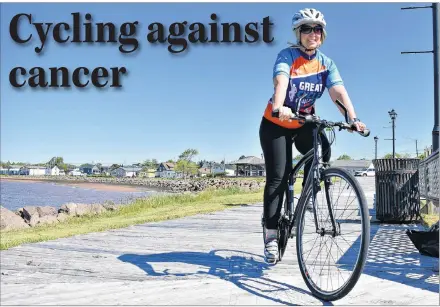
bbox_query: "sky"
[0,2,437,166]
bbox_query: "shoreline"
[1,177,155,193]
[0,175,266,194]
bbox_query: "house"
[156,162,183,178]
[110,166,142,177]
[20,165,46,176]
[229,156,265,177]
[79,164,101,175]
[329,160,372,176]
[198,163,236,177]
[7,165,22,175]
[139,168,156,178]
[68,168,83,176]
[46,165,60,176]
[100,166,110,176]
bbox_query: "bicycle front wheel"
[296,167,370,301]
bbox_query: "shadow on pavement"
[118,249,334,306]
[338,224,439,293]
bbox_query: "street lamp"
[388,109,397,158]
[374,136,379,159]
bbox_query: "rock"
[1,206,30,231]
[89,204,106,215]
[36,215,59,226]
[28,215,40,227]
[21,206,39,223]
[59,203,78,216]
[36,206,57,217]
[56,213,69,222]
[75,204,93,216]
[102,202,119,211]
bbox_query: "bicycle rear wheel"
[296,167,370,301]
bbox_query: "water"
[0,180,158,211]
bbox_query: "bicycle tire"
[296,167,370,301]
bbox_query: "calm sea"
[0,180,158,211]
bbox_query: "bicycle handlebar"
[271,110,370,137]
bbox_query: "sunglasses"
[300,25,323,34]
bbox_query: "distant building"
[110,166,142,177]
[46,165,60,176]
[20,165,47,176]
[229,156,265,177]
[79,164,101,175]
[156,162,183,178]
[330,160,372,176]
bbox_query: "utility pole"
[401,3,439,151]
[416,139,419,157]
[386,109,397,158]
[374,136,378,159]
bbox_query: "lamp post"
[388,109,398,158]
[374,136,379,159]
[401,3,439,151]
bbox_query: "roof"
[330,160,372,168]
[80,164,95,169]
[121,167,142,172]
[160,162,175,171]
[22,165,46,169]
[229,156,265,165]
[9,165,23,169]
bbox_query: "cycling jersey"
[263,47,344,129]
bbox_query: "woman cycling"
[259,8,367,264]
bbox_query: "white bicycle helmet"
[290,8,327,50]
[292,8,326,30]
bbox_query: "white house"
[46,165,60,176]
[68,168,83,176]
[110,166,142,177]
[21,165,46,176]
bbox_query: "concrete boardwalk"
[1,178,439,305]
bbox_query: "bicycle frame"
[284,122,337,237]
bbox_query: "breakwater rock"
[0,202,121,231]
[1,175,266,193]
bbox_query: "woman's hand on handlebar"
[350,120,367,133]
[274,106,294,122]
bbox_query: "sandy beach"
[56,182,144,192]
[1,177,145,192]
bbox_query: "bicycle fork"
[310,127,340,237]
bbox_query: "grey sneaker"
[263,227,279,264]
[264,238,279,264]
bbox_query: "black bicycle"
[269,99,371,301]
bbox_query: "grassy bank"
[1,186,275,250]
[421,213,439,228]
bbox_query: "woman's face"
[300,23,323,49]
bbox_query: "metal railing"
[419,149,439,204]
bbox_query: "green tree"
[383,153,402,159]
[293,154,303,161]
[179,149,199,162]
[418,153,426,160]
[47,156,64,167]
[337,154,352,160]
[110,164,121,171]
[176,149,199,178]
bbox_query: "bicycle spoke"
[297,170,368,300]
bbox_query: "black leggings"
[259,117,331,229]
